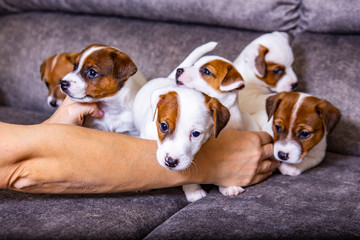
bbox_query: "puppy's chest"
[85,107,137,135]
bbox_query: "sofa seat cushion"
[0,106,51,125]
[0,188,188,239]
[145,152,360,239]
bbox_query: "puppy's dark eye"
[45,82,49,88]
[192,131,201,138]
[87,69,98,78]
[299,130,311,139]
[73,63,78,71]
[274,124,282,133]
[201,68,213,76]
[160,122,169,133]
[271,68,284,75]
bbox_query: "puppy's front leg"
[219,186,245,196]
[182,184,207,202]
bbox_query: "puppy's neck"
[98,74,141,113]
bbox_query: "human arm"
[0,121,277,194]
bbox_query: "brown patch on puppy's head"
[255,45,286,89]
[200,59,245,92]
[76,44,137,99]
[156,91,179,143]
[266,92,341,158]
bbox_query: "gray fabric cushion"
[292,32,360,157]
[301,0,360,33]
[0,188,188,239]
[0,106,51,124]
[145,153,360,239]
[0,0,300,32]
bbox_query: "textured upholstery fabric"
[0,188,188,239]
[0,0,359,239]
[0,0,300,32]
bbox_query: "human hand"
[191,129,279,187]
[43,97,104,126]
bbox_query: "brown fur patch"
[255,45,286,88]
[200,59,244,92]
[203,93,230,137]
[156,91,179,143]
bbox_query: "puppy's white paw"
[219,186,245,196]
[185,189,208,202]
[279,163,302,176]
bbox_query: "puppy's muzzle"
[165,155,179,168]
[60,80,71,92]
[175,68,184,86]
[49,100,58,107]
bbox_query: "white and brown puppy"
[176,55,260,131]
[265,92,341,176]
[40,52,79,107]
[233,31,298,129]
[133,78,231,202]
[60,44,147,135]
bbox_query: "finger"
[257,159,280,174]
[253,131,273,145]
[260,143,274,160]
[78,103,104,119]
[247,171,274,187]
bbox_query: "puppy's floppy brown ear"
[220,64,245,92]
[112,50,137,84]
[254,45,269,78]
[315,100,341,135]
[266,93,284,121]
[204,94,230,138]
[66,52,79,65]
[40,61,46,81]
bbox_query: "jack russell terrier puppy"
[265,92,341,176]
[233,31,298,130]
[40,52,79,107]
[60,43,147,135]
[175,55,260,132]
[133,78,231,202]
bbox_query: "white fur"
[233,32,298,131]
[62,46,147,135]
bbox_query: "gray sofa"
[0,0,359,239]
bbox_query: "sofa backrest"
[1,0,360,34]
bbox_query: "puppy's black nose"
[278,151,289,161]
[60,80,71,91]
[176,68,184,79]
[49,100,58,107]
[165,156,179,168]
[291,82,298,90]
